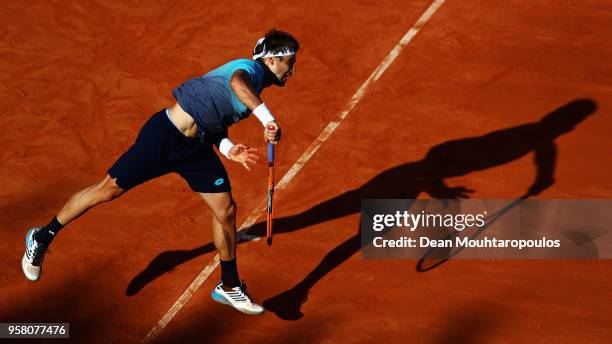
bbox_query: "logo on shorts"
[214,178,225,186]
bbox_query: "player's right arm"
[230,69,263,111]
[230,70,281,144]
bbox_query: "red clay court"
[1,0,612,342]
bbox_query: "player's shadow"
[261,98,597,319]
[127,99,596,314]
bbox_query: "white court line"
[142,0,445,342]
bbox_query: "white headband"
[252,37,296,60]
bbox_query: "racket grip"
[268,143,274,164]
[267,124,276,163]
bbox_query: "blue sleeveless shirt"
[172,59,265,139]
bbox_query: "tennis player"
[21,29,299,315]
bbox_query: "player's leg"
[56,174,125,225]
[200,191,239,280]
[203,192,237,261]
[199,191,264,315]
[21,175,124,281]
[174,138,263,315]
[23,109,171,282]
[38,174,124,245]
[172,134,241,285]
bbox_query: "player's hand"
[229,144,259,171]
[265,121,281,144]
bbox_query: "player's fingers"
[242,162,252,171]
[233,144,247,154]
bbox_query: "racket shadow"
[416,195,528,272]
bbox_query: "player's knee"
[100,187,122,202]
[216,200,236,225]
[96,177,124,203]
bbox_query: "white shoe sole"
[22,252,41,282]
[22,228,42,282]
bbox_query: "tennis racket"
[266,125,275,246]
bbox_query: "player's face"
[271,55,296,86]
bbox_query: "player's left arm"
[213,132,260,171]
[230,69,281,144]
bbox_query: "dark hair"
[253,29,300,59]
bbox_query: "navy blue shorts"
[108,109,231,193]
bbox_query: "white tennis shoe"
[210,281,264,315]
[22,227,49,282]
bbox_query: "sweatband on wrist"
[218,138,235,160]
[252,103,275,127]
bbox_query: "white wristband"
[218,138,235,160]
[252,103,276,127]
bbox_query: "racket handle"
[268,143,274,163]
[267,124,275,163]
